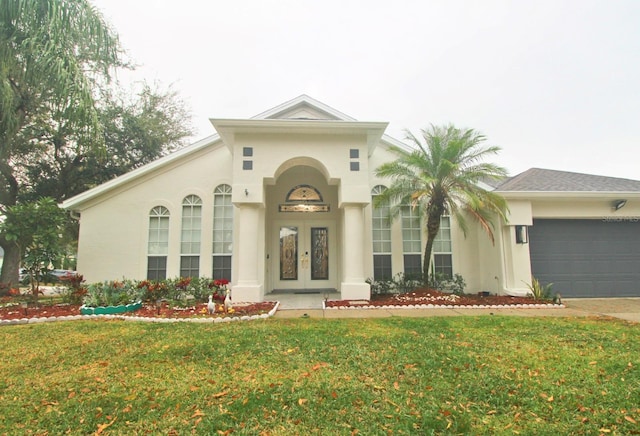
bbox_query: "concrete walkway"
[271,294,640,323]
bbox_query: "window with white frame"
[433,216,453,278]
[147,206,169,280]
[401,204,422,277]
[212,184,233,280]
[371,185,392,280]
[180,195,202,277]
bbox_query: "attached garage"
[529,218,640,297]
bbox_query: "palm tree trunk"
[423,212,442,286]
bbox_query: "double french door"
[272,221,335,290]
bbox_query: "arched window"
[180,195,202,277]
[371,185,392,280]
[212,184,233,280]
[147,206,169,280]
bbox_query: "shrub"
[366,273,424,296]
[526,277,553,300]
[429,273,466,295]
[366,277,395,296]
[60,274,87,305]
[83,280,140,307]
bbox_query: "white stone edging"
[0,301,281,326]
[324,303,566,310]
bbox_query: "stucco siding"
[76,145,233,282]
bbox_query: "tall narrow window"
[180,195,202,277]
[433,216,453,278]
[371,185,392,280]
[212,184,233,280]
[148,206,169,280]
[401,204,422,278]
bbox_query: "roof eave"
[497,190,640,199]
[61,134,221,210]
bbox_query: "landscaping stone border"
[0,302,280,326]
[323,301,565,310]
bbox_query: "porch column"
[341,203,371,300]
[232,203,263,302]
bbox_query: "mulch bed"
[1,289,553,320]
[326,288,549,308]
[0,300,278,321]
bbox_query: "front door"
[273,221,335,290]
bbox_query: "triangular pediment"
[268,103,340,121]
[252,95,356,121]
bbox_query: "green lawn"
[1,316,638,435]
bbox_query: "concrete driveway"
[563,298,640,323]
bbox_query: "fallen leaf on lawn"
[589,361,597,365]
[298,398,308,406]
[212,391,229,399]
[547,396,554,402]
[312,362,328,371]
[68,391,76,399]
[393,382,400,390]
[190,386,199,391]
[331,391,338,399]
[625,416,637,424]
[95,417,116,435]
[191,410,205,418]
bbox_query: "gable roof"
[496,168,640,192]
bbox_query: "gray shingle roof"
[496,168,640,192]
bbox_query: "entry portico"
[213,116,387,301]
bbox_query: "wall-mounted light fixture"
[244,189,249,196]
[515,225,528,244]
[613,199,627,211]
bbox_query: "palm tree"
[375,124,509,285]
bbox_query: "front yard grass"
[1,316,638,435]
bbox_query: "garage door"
[528,219,640,297]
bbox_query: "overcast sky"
[92,0,640,180]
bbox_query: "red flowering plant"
[136,280,170,302]
[209,279,230,303]
[60,273,87,305]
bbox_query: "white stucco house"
[61,95,640,300]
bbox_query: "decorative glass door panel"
[280,227,298,280]
[311,227,328,280]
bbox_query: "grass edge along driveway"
[1,316,638,435]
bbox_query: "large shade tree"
[0,0,123,285]
[375,124,509,285]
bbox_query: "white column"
[341,203,371,300]
[232,203,263,302]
